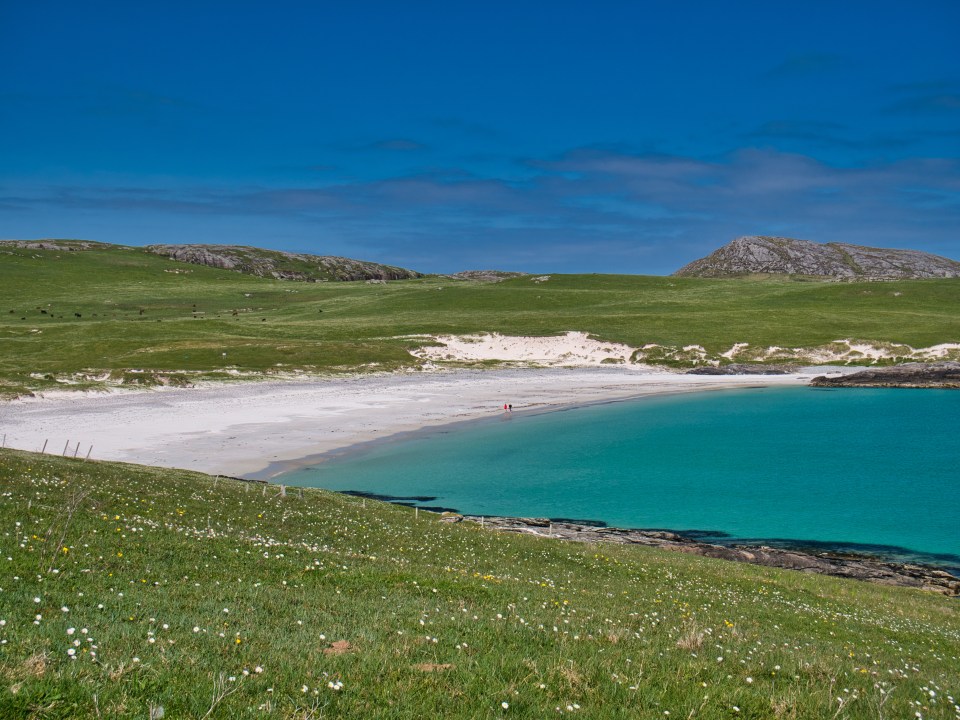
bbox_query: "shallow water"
[280,387,960,570]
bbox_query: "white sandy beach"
[0,366,833,479]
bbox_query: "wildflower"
[501,701,509,709]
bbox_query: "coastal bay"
[0,367,814,478]
[282,385,960,573]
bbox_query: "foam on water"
[280,387,960,570]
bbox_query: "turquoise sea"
[280,387,960,571]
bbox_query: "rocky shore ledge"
[810,361,960,388]
[458,515,960,596]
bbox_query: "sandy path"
[0,368,826,479]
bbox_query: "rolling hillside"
[1,240,959,396]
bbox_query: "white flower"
[67,627,75,635]
[501,701,509,709]
[746,677,753,684]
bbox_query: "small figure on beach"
[504,403,508,411]
[508,404,513,411]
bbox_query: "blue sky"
[1,1,958,274]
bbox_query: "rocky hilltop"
[811,361,960,388]
[674,236,960,279]
[146,244,421,282]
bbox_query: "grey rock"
[446,270,527,283]
[146,244,422,282]
[674,236,960,280]
[810,361,960,388]
[465,516,960,595]
[687,363,797,375]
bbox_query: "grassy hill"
[1,449,958,719]
[1,241,960,396]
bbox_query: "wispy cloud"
[885,93,960,114]
[3,147,958,273]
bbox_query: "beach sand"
[0,368,826,479]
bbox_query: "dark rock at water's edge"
[810,361,960,388]
[674,235,960,279]
[686,363,798,375]
[464,516,960,596]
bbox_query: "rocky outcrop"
[146,244,421,282]
[686,363,798,375]
[810,361,960,388]
[0,239,105,251]
[447,270,527,283]
[674,236,960,279]
[466,516,960,595]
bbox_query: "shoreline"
[457,515,960,595]
[3,365,956,592]
[0,367,821,479]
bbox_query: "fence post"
[41,439,48,454]
[84,446,93,461]
[73,443,80,458]
[63,440,70,456]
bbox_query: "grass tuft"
[0,448,958,718]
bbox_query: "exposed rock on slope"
[810,361,960,388]
[447,270,527,282]
[674,236,960,279]
[146,244,421,282]
[0,239,109,251]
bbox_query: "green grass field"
[2,242,959,396]
[1,449,958,719]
